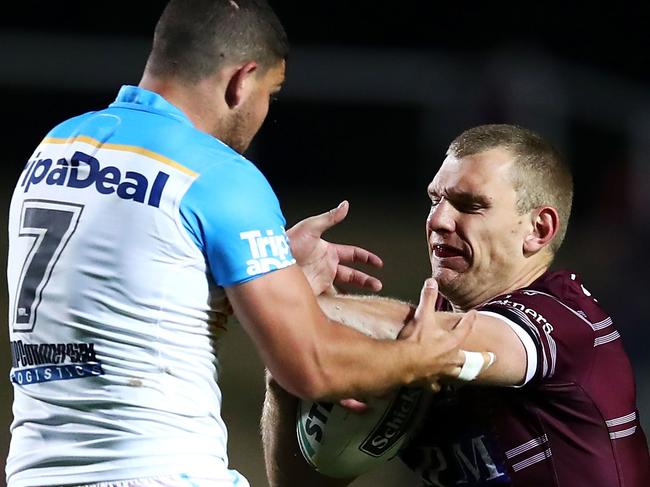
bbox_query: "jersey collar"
[110,85,193,127]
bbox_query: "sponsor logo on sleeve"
[240,228,296,275]
[487,297,554,335]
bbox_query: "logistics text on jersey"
[21,151,169,208]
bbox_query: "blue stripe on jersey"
[43,85,294,287]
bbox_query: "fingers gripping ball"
[296,387,430,479]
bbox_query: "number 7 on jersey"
[12,199,83,333]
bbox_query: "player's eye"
[455,202,484,214]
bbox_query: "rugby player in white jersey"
[5,1,493,486]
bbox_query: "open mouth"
[432,244,466,259]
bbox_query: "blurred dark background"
[1,2,648,485]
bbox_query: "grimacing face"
[426,148,534,308]
[225,60,285,154]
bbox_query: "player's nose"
[427,200,456,234]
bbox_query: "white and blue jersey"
[6,85,295,487]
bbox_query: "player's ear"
[224,61,258,109]
[523,206,559,255]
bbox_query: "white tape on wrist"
[457,351,496,381]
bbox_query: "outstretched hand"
[402,279,494,392]
[287,200,383,295]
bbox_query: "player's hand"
[339,398,369,413]
[287,200,383,295]
[339,392,396,413]
[403,279,495,392]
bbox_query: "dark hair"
[145,0,289,82]
[448,124,573,253]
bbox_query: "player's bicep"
[225,265,326,396]
[458,311,534,387]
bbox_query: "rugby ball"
[296,386,430,478]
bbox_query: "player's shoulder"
[528,270,595,305]
[129,115,269,192]
[176,137,283,250]
[484,270,606,322]
[180,142,275,212]
[46,111,99,139]
[525,270,606,322]
[484,270,598,311]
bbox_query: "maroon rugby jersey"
[400,270,649,486]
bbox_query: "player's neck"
[138,74,224,137]
[451,257,552,312]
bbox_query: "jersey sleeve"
[179,159,295,287]
[477,310,538,387]
[478,289,595,386]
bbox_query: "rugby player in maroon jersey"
[263,124,650,486]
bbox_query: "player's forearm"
[319,295,526,387]
[317,294,414,339]
[304,322,420,400]
[245,311,422,400]
[324,300,522,387]
[301,295,424,400]
[229,268,465,400]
